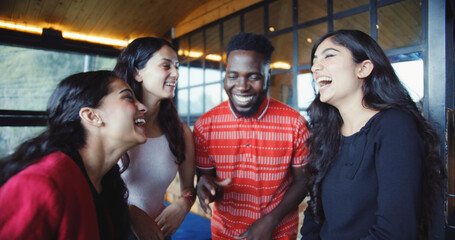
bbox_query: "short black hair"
[226,32,274,64]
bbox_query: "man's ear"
[357,59,374,79]
[79,107,102,127]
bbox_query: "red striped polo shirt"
[193,95,309,240]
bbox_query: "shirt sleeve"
[193,119,215,170]
[0,174,63,239]
[362,110,423,239]
[292,115,310,167]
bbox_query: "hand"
[196,175,231,216]
[129,205,165,240]
[234,215,277,240]
[155,199,188,237]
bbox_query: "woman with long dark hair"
[114,37,195,240]
[300,30,445,239]
[0,71,147,239]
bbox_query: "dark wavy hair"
[306,29,445,239]
[0,70,131,239]
[114,37,186,167]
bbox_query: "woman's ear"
[357,59,374,79]
[79,107,103,127]
[134,68,143,83]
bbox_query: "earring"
[97,119,103,125]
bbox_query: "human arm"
[129,205,164,240]
[360,110,424,239]
[155,123,196,236]
[235,166,308,240]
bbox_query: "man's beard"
[229,92,267,117]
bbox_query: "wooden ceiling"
[0,0,259,43]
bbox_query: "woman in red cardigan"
[0,70,147,240]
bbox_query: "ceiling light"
[206,54,222,61]
[270,61,291,70]
[306,37,312,43]
[269,27,275,32]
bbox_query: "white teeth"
[165,82,176,86]
[135,118,146,126]
[316,77,332,83]
[233,95,253,103]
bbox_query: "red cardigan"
[0,151,100,239]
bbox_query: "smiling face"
[311,37,365,108]
[96,78,147,148]
[224,50,269,117]
[135,45,179,102]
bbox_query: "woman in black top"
[300,30,445,239]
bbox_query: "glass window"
[179,65,189,88]
[378,0,422,50]
[245,6,264,34]
[270,72,293,105]
[389,52,424,103]
[189,60,204,86]
[205,83,222,111]
[206,24,220,53]
[298,23,328,66]
[333,0,369,13]
[0,126,46,158]
[190,31,204,60]
[190,86,204,114]
[297,70,316,109]
[178,35,190,61]
[270,32,293,70]
[334,11,370,33]
[0,45,116,111]
[298,0,327,23]
[205,60,221,83]
[223,16,240,48]
[269,0,293,32]
[178,89,188,115]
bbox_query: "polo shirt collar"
[228,95,270,120]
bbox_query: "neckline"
[342,110,383,139]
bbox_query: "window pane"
[190,86,204,114]
[269,0,293,32]
[298,23,328,66]
[297,70,316,109]
[334,11,370,33]
[0,126,45,158]
[205,60,221,83]
[206,24,220,53]
[245,6,264,34]
[333,0,369,13]
[190,30,204,60]
[178,35,190,61]
[389,52,424,103]
[270,32,293,70]
[205,83,222,111]
[298,0,327,23]
[270,71,293,105]
[178,89,188,115]
[179,65,189,88]
[378,0,422,50]
[189,60,204,86]
[223,16,240,48]
[0,45,117,111]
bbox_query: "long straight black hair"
[306,29,445,239]
[114,37,186,167]
[0,71,131,239]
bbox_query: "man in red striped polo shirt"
[194,32,310,240]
